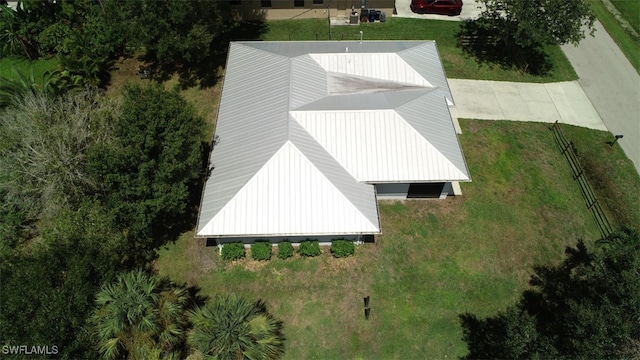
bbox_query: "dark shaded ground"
[457,19,553,76]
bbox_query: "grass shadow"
[457,19,553,76]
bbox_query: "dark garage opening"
[407,182,445,198]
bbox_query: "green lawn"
[611,0,639,34]
[587,0,640,73]
[153,120,640,359]
[262,18,578,83]
[0,57,59,80]
[561,124,640,229]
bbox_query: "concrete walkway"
[561,21,640,174]
[448,79,607,132]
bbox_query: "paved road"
[561,21,640,174]
[448,79,606,133]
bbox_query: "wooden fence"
[550,121,613,239]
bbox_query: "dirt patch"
[241,257,271,272]
[106,56,222,130]
[462,118,488,134]
[106,57,149,95]
[183,237,218,282]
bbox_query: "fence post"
[573,170,583,180]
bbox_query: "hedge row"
[220,239,355,260]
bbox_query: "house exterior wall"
[375,182,456,199]
[441,182,453,199]
[375,183,411,199]
[209,234,370,246]
[230,0,394,20]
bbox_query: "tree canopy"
[91,270,192,360]
[188,294,286,359]
[0,0,243,87]
[460,227,640,359]
[476,0,596,49]
[0,85,208,358]
[0,90,114,222]
[0,204,126,359]
[458,0,596,74]
[89,84,207,246]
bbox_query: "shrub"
[299,240,321,257]
[278,241,294,259]
[331,239,355,258]
[251,241,272,261]
[221,242,245,261]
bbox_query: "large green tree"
[459,0,596,73]
[118,0,228,66]
[89,84,207,247]
[0,84,207,358]
[476,0,596,49]
[91,270,192,360]
[188,294,286,359]
[0,204,127,359]
[460,227,640,359]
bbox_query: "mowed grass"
[611,0,639,34]
[0,57,59,79]
[156,120,611,359]
[561,124,640,229]
[262,18,578,83]
[587,0,640,73]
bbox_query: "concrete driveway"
[393,0,483,20]
[448,79,607,132]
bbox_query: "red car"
[410,0,463,16]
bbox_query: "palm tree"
[0,6,38,59]
[91,270,191,360]
[0,67,82,107]
[59,54,108,88]
[188,294,285,360]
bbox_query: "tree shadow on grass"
[456,19,553,76]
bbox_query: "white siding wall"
[211,235,364,246]
[375,183,410,199]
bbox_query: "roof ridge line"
[393,109,469,179]
[201,140,290,234]
[288,141,380,231]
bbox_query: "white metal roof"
[291,110,469,182]
[198,142,379,236]
[196,41,470,238]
